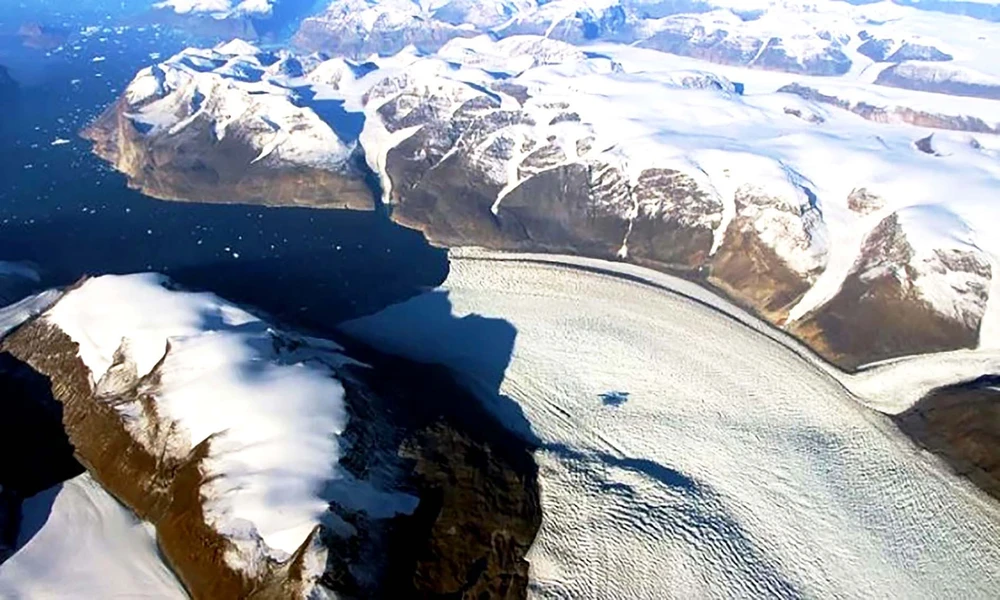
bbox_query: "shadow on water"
[335,292,542,597]
[0,19,540,594]
[341,289,540,446]
[0,353,84,561]
[0,204,450,332]
[0,21,541,586]
[299,92,367,142]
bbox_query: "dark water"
[0,15,449,334]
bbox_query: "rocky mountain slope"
[87,34,1000,370]
[0,274,540,598]
[895,374,1000,504]
[82,40,373,209]
[791,209,993,368]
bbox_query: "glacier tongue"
[343,252,1000,600]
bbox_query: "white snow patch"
[0,473,187,599]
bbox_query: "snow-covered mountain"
[355,36,999,368]
[89,0,1000,371]
[83,40,374,209]
[293,0,1000,89]
[0,274,540,598]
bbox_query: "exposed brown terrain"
[790,214,990,369]
[2,321,259,598]
[709,190,824,325]
[779,83,1000,134]
[333,339,541,599]
[846,187,884,215]
[894,376,1000,502]
[82,99,374,211]
[85,94,995,373]
[84,42,1000,375]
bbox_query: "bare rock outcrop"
[792,211,992,368]
[894,375,1000,502]
[82,45,373,210]
[709,186,827,323]
[779,83,1000,134]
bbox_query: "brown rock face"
[709,188,824,323]
[846,187,884,215]
[894,376,1000,502]
[396,424,540,598]
[622,168,722,269]
[1,321,261,598]
[779,82,1000,134]
[791,213,991,369]
[376,87,722,273]
[82,99,374,211]
[332,341,542,600]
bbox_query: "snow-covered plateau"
[344,250,1000,599]
[90,22,1000,368]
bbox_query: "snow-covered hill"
[83,40,374,208]
[2,273,389,597]
[0,273,540,598]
